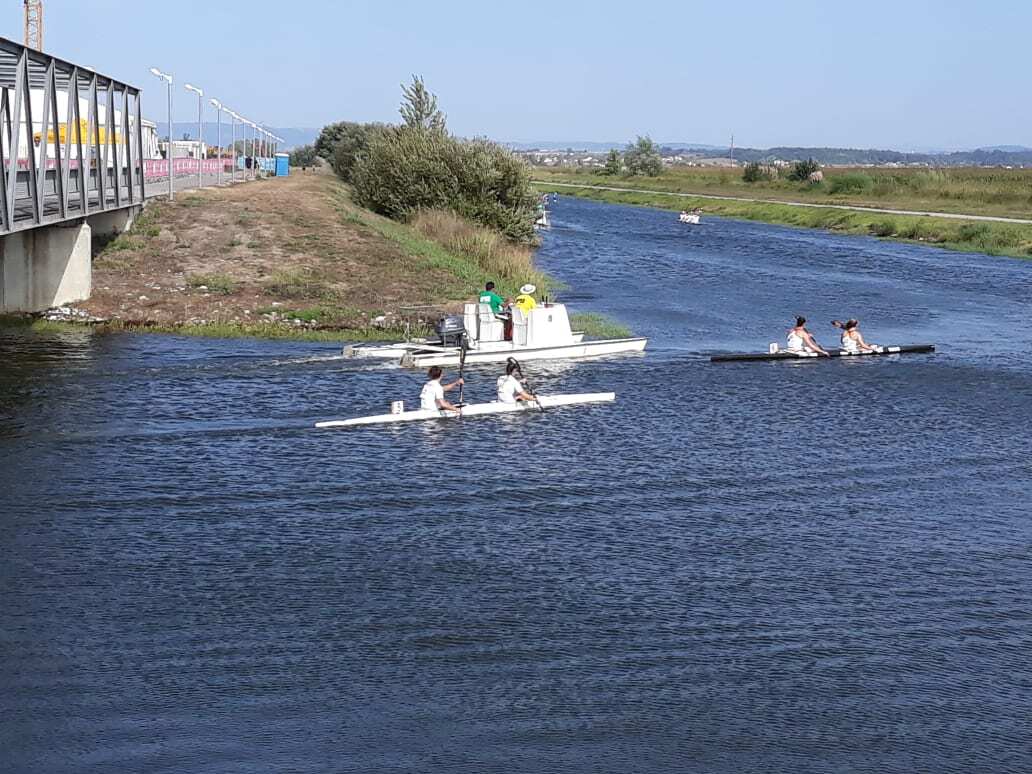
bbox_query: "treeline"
[314,78,538,243]
[667,145,1032,167]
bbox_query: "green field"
[534,166,1032,220]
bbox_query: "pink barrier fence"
[143,158,231,179]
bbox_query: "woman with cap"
[786,316,828,356]
[514,284,537,314]
[832,319,878,353]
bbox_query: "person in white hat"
[514,283,537,314]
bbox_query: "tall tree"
[601,149,623,176]
[624,135,663,177]
[399,76,447,132]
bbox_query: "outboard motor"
[435,315,466,347]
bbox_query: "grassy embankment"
[3,171,576,341]
[534,166,1032,258]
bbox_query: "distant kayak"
[711,344,935,363]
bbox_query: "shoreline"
[535,181,1032,260]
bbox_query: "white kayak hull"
[347,337,647,368]
[315,392,616,428]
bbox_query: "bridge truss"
[0,36,145,236]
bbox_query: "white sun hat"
[519,283,536,295]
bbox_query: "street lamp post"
[184,83,204,190]
[227,110,238,183]
[210,98,223,186]
[149,67,174,200]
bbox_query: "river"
[2,196,1030,773]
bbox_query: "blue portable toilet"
[275,153,289,177]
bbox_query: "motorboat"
[346,302,647,368]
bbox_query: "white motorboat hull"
[315,392,616,428]
[346,337,647,368]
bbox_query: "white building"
[159,139,208,160]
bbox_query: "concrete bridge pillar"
[88,206,140,239]
[0,205,143,313]
[1,220,92,313]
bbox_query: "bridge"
[0,35,146,313]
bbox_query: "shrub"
[788,157,821,182]
[742,162,764,183]
[829,172,875,195]
[870,220,896,237]
[352,128,537,243]
[343,77,539,243]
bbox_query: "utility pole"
[730,133,735,168]
[24,0,44,50]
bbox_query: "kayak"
[315,392,616,428]
[711,344,935,363]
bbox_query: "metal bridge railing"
[0,36,144,235]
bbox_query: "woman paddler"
[787,316,828,356]
[832,319,878,353]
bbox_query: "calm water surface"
[2,197,1031,773]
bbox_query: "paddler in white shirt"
[786,316,829,356]
[832,318,878,353]
[496,361,536,404]
[419,366,464,412]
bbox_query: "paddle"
[457,336,468,409]
[507,357,545,413]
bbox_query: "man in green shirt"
[478,282,505,315]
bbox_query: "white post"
[211,99,223,186]
[149,67,174,201]
[184,84,204,189]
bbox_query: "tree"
[599,149,623,176]
[399,75,446,132]
[314,121,349,158]
[289,144,318,168]
[328,122,384,183]
[624,135,663,177]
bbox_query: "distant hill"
[154,122,319,150]
[509,139,1032,166]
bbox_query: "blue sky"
[11,0,1029,149]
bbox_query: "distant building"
[159,139,208,160]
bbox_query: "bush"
[351,127,537,243]
[828,172,875,195]
[743,162,763,183]
[788,158,821,182]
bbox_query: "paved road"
[535,180,1032,225]
[145,172,261,199]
